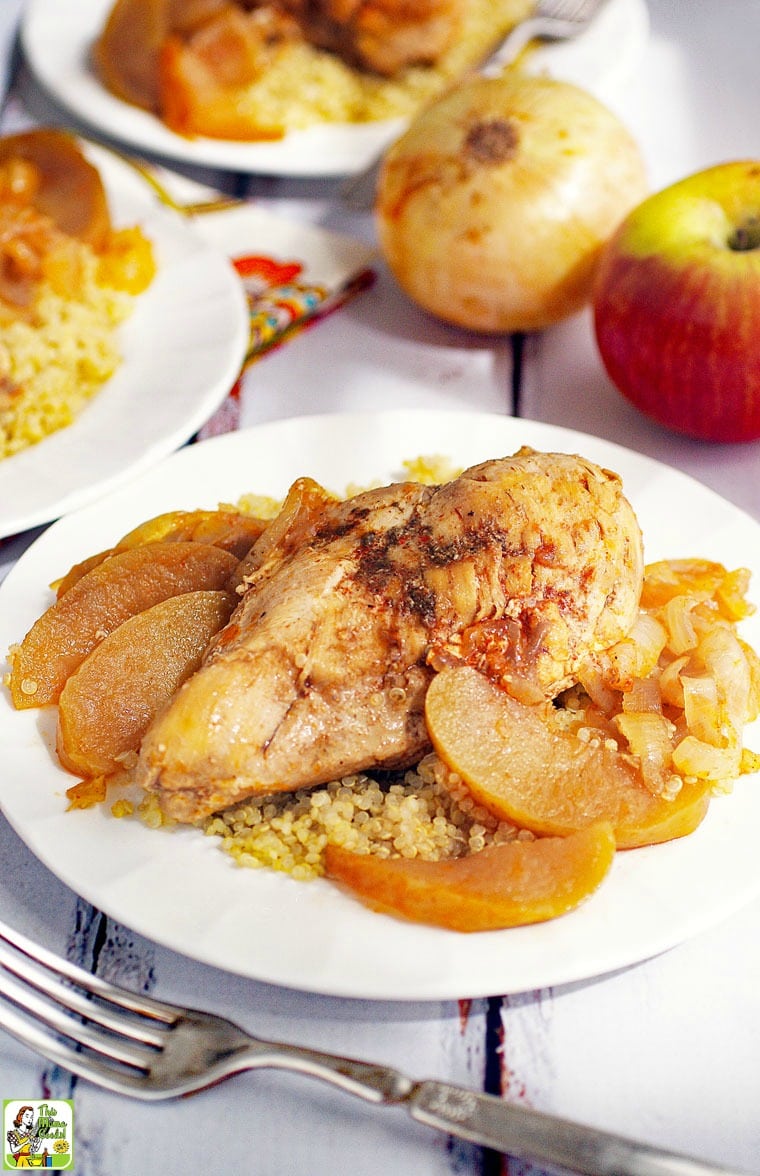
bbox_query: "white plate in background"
[21,0,650,177]
[0,141,249,540]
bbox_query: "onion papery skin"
[376,73,648,334]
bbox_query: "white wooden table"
[1,3,759,1173]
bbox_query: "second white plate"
[21,0,650,177]
[0,410,759,1001]
[0,141,249,540]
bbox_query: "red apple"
[593,161,760,442]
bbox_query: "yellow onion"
[681,674,723,747]
[599,612,667,691]
[672,735,741,783]
[661,595,699,654]
[376,73,648,333]
[613,711,678,798]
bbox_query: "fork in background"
[93,141,244,217]
[340,0,611,213]
[479,0,613,78]
[0,918,750,1176]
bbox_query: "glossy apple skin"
[593,161,760,442]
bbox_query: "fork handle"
[239,1043,746,1175]
[409,1081,748,1176]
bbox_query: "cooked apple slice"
[0,129,111,249]
[116,508,268,558]
[424,665,712,848]
[54,551,112,598]
[9,542,239,709]
[159,20,284,142]
[93,0,169,111]
[55,508,267,596]
[57,590,235,779]
[324,822,616,932]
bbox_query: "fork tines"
[536,0,608,20]
[0,920,173,1089]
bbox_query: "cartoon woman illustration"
[6,1106,48,1167]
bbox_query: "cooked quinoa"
[231,0,533,130]
[1,191,155,463]
[198,755,529,881]
[0,255,134,461]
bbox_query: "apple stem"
[728,216,760,251]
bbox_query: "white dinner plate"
[20,0,650,177]
[0,142,249,540]
[1,411,759,1001]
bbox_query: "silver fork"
[0,920,749,1176]
[340,0,611,212]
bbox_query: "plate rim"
[1,409,759,1001]
[0,140,250,540]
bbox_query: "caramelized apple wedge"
[425,666,712,848]
[9,541,239,709]
[0,129,112,249]
[55,508,267,596]
[54,551,112,598]
[324,822,616,932]
[158,13,287,142]
[93,0,172,111]
[57,590,235,779]
[116,508,268,558]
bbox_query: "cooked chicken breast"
[274,0,462,75]
[138,449,644,821]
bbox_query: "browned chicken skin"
[138,450,644,823]
[275,0,461,74]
